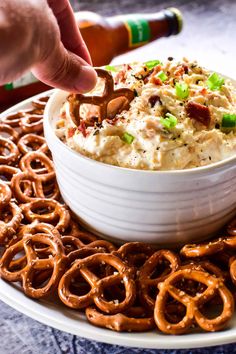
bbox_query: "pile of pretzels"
[0,94,236,335]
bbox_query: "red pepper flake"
[200,87,208,95]
[78,121,88,137]
[67,127,76,138]
[186,101,211,126]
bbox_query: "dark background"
[0,1,236,353]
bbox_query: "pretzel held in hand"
[68,68,135,127]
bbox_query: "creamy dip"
[56,58,236,170]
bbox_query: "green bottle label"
[4,72,38,91]
[124,18,151,47]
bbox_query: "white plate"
[0,91,236,350]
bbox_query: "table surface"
[1,0,236,353]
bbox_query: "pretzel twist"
[86,306,155,332]
[181,233,236,258]
[113,242,154,268]
[69,68,134,126]
[0,230,67,298]
[32,95,50,109]
[229,256,236,286]
[138,250,180,310]
[19,108,44,134]
[11,171,60,203]
[20,199,70,232]
[19,152,55,182]
[154,268,234,334]
[17,134,48,155]
[0,165,21,185]
[58,253,136,314]
[1,111,25,127]
[0,123,19,142]
[0,137,19,165]
[0,181,12,209]
[0,202,23,244]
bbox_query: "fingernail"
[76,65,97,93]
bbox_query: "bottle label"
[124,18,151,48]
[4,72,38,91]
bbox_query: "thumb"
[32,42,97,93]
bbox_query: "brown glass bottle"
[0,8,182,110]
[77,8,183,66]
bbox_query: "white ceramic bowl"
[44,90,236,246]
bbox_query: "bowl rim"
[44,79,236,177]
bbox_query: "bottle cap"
[165,8,183,35]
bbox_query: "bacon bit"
[174,64,189,77]
[60,110,66,119]
[149,76,162,86]
[185,101,211,126]
[114,65,131,85]
[67,127,76,138]
[114,70,126,84]
[143,65,160,84]
[183,64,189,74]
[200,88,208,95]
[148,65,163,85]
[78,121,88,137]
[124,64,132,70]
[153,65,162,74]
[148,95,162,107]
[174,67,185,77]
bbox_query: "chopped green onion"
[144,60,162,70]
[105,65,118,72]
[160,113,178,129]
[157,71,168,82]
[175,82,189,99]
[121,132,135,144]
[221,113,236,128]
[207,72,224,91]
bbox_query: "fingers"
[32,1,97,92]
[47,0,92,65]
[0,0,97,93]
[32,43,97,93]
[0,1,41,83]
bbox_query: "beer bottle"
[77,8,183,66]
[0,8,182,109]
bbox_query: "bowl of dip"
[44,59,236,246]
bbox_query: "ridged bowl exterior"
[44,90,236,246]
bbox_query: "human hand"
[0,0,97,92]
